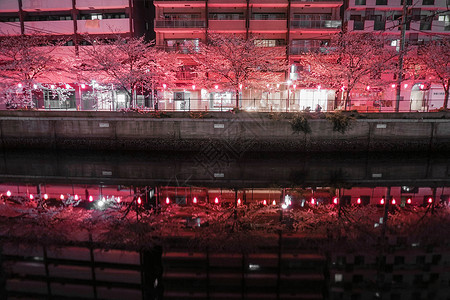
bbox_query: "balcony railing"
[291,20,341,29]
[154,19,206,28]
[290,46,325,55]
[156,45,199,54]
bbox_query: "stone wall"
[0,111,449,152]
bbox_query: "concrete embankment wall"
[0,111,449,152]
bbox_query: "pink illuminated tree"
[406,39,450,109]
[80,36,178,109]
[0,35,68,108]
[191,33,287,108]
[299,32,397,110]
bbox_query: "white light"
[18,83,23,88]
[33,84,38,89]
[6,190,11,197]
[404,83,408,88]
[317,85,321,90]
[81,83,86,89]
[192,84,196,90]
[249,264,260,271]
[391,84,396,88]
[162,83,167,89]
[97,200,105,208]
[117,197,121,203]
[215,85,219,89]
[65,84,71,89]
[287,80,292,85]
[282,203,288,209]
[50,85,55,89]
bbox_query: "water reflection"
[0,150,449,300]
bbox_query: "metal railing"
[154,19,206,28]
[290,20,341,29]
[21,98,444,113]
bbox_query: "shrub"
[291,114,311,134]
[326,111,355,134]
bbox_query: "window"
[163,13,201,20]
[209,13,244,20]
[393,274,403,283]
[26,14,72,21]
[376,0,387,5]
[165,39,199,53]
[290,40,329,54]
[252,13,286,20]
[254,39,285,47]
[422,0,434,4]
[355,0,366,4]
[394,256,405,265]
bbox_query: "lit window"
[91,14,102,20]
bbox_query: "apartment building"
[153,0,343,111]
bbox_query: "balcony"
[291,0,343,7]
[250,20,287,32]
[77,18,130,34]
[290,46,325,55]
[75,0,129,9]
[156,45,199,54]
[154,0,206,8]
[209,20,246,32]
[22,0,72,10]
[291,20,341,29]
[24,20,74,35]
[154,19,206,29]
[0,22,21,35]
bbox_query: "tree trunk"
[235,89,239,109]
[344,89,351,110]
[444,78,449,109]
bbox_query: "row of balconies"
[0,0,129,11]
[347,19,449,33]
[155,19,342,30]
[0,18,130,35]
[348,0,448,8]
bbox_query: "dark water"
[0,150,449,300]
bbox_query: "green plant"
[291,114,311,134]
[326,111,355,134]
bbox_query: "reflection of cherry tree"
[0,35,69,108]
[299,32,397,110]
[191,33,287,108]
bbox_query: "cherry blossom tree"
[406,39,450,109]
[80,35,179,109]
[299,32,397,110]
[190,33,287,108]
[0,35,69,108]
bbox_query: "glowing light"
[214,197,219,204]
[404,83,408,88]
[341,86,346,91]
[98,200,105,208]
[6,190,11,197]
[420,84,424,90]
[357,198,361,204]
[137,197,142,205]
[293,84,297,89]
[192,84,196,90]
[29,194,34,200]
[81,84,86,89]
[89,195,94,202]
[276,84,280,88]
[317,85,321,90]
[272,200,276,206]
[165,197,170,204]
[282,203,288,209]
[263,199,267,205]
[193,197,197,204]
[51,85,55,89]
[237,198,241,205]
[391,198,396,205]
[60,194,64,200]
[117,197,121,203]
[215,85,219,90]
[311,198,315,205]
[333,197,338,205]
[428,197,433,203]
[43,193,48,200]
[391,84,396,88]
[18,83,22,88]
[65,84,71,89]
[33,84,38,89]
[74,195,79,200]
[407,198,412,204]
[366,86,370,91]
[162,84,167,89]
[266,84,270,88]
[380,198,385,205]
[239,84,243,89]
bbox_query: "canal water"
[0,150,449,300]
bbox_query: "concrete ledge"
[1,111,449,152]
